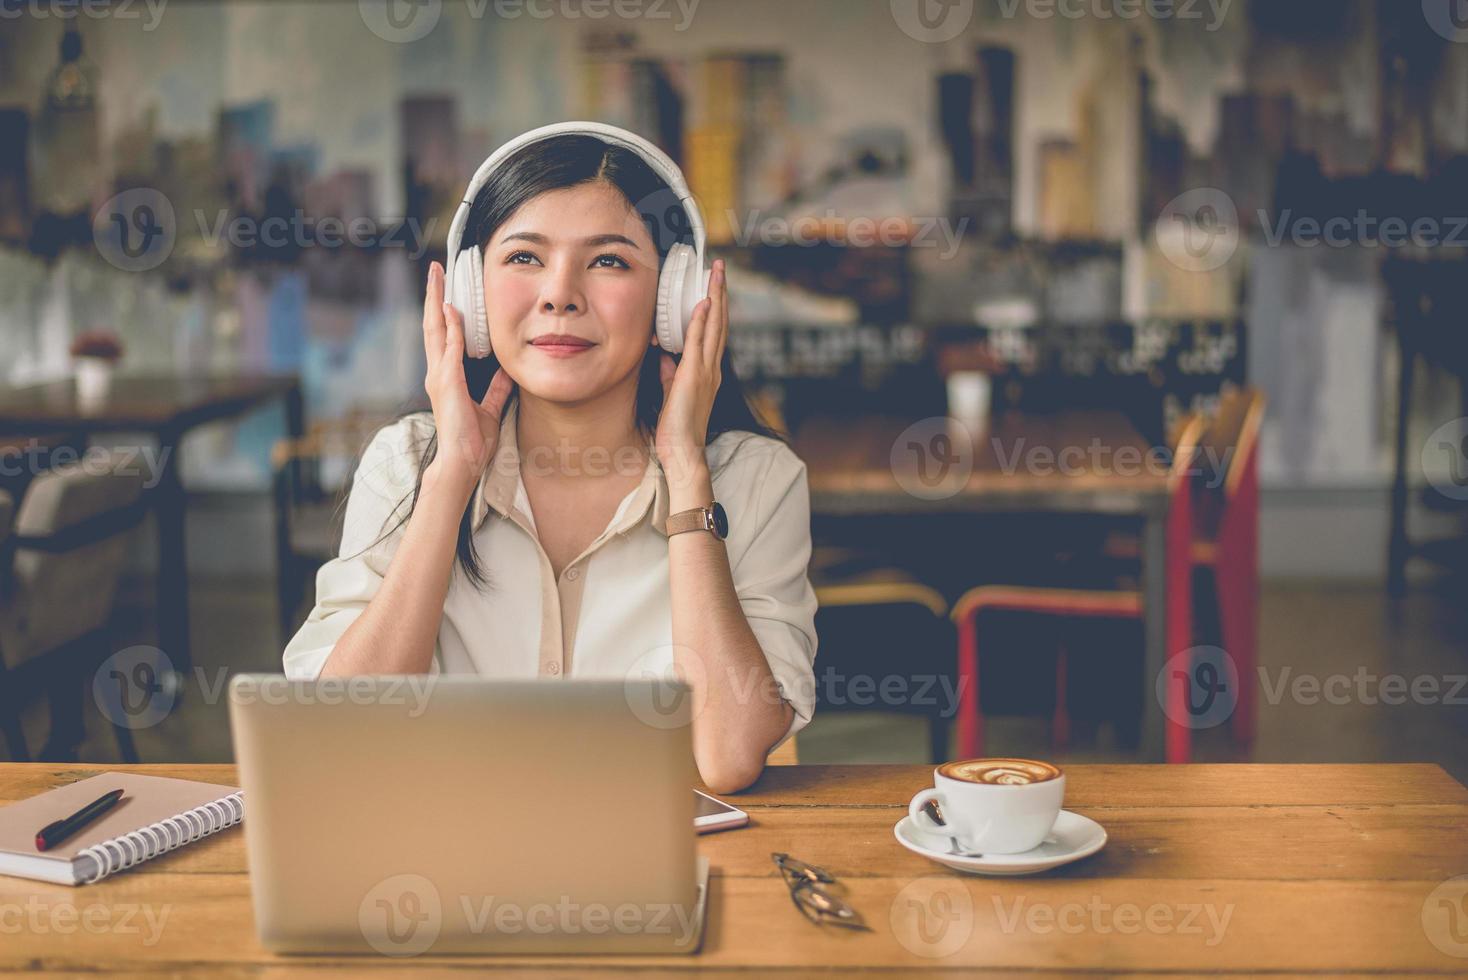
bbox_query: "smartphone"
[694,790,748,833]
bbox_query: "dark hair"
[370,133,781,587]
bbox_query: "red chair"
[1102,387,1265,746]
[950,415,1206,763]
[1189,388,1265,747]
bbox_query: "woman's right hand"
[422,261,515,490]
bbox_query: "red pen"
[35,789,125,852]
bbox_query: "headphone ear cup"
[449,246,491,358]
[655,243,703,354]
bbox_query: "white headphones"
[444,121,709,358]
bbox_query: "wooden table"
[796,410,1171,516]
[0,374,303,672]
[796,412,1177,759]
[2,762,1464,973]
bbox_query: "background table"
[0,763,1463,973]
[796,412,1177,759]
[0,374,303,672]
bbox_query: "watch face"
[711,502,729,539]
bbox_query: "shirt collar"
[471,399,670,537]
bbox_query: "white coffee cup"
[907,758,1065,854]
[945,370,991,432]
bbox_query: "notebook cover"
[0,772,241,866]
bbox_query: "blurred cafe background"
[0,0,1465,779]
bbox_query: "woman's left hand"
[655,258,727,480]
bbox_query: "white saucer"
[893,810,1107,876]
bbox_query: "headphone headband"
[444,121,706,287]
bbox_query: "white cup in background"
[946,370,991,432]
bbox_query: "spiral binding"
[74,791,244,884]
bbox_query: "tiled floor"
[13,577,1468,785]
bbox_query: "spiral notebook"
[0,772,242,885]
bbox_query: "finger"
[423,262,447,369]
[442,300,464,364]
[659,351,677,393]
[706,260,728,372]
[480,367,514,420]
[682,296,711,363]
[719,258,729,343]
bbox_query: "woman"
[282,128,817,793]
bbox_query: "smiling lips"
[529,334,596,356]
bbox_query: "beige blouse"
[281,401,819,748]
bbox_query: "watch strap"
[665,506,713,536]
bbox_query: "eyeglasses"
[771,852,869,930]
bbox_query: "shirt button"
[547,662,561,675]
[565,567,579,581]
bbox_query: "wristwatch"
[666,502,729,540]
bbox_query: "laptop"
[228,674,709,955]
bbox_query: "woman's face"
[482,181,659,405]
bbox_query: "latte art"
[939,758,1061,786]
[974,766,1047,786]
